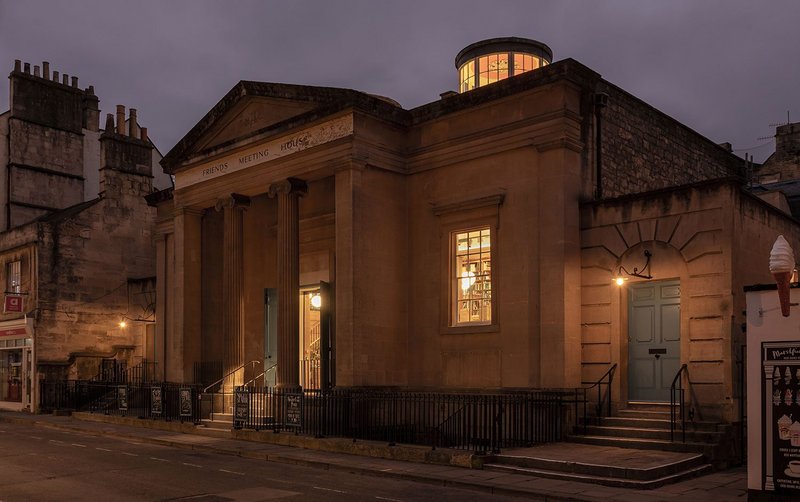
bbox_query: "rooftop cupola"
[455,37,552,93]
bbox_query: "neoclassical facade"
[152,40,798,424]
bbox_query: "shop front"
[0,318,33,411]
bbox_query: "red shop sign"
[4,295,23,313]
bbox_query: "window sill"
[441,324,499,335]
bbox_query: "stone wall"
[35,171,156,373]
[600,84,745,198]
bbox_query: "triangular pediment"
[194,96,317,152]
[162,81,408,174]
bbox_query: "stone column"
[216,194,250,390]
[268,178,307,389]
[172,207,202,383]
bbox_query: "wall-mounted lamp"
[309,292,322,310]
[119,320,127,329]
[613,250,653,285]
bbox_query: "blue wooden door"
[628,281,681,402]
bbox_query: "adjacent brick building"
[0,60,170,410]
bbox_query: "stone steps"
[483,450,711,489]
[578,424,725,443]
[569,403,735,470]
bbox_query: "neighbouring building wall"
[35,116,156,378]
[6,62,90,229]
[730,189,800,422]
[756,122,800,182]
[0,112,8,228]
[600,83,745,198]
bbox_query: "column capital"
[215,193,251,212]
[268,177,308,198]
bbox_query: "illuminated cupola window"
[455,37,553,93]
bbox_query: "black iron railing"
[577,363,617,434]
[232,387,567,453]
[670,364,689,442]
[89,359,157,384]
[39,380,202,424]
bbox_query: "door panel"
[628,280,681,401]
[631,306,655,343]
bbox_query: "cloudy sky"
[1,0,798,162]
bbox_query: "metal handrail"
[670,364,688,442]
[578,363,617,435]
[202,360,261,394]
[243,363,277,387]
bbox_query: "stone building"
[0,60,169,410]
[150,37,798,429]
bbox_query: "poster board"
[762,342,800,495]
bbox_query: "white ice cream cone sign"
[770,235,796,317]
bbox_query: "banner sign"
[178,388,192,417]
[117,386,128,411]
[234,388,249,429]
[151,387,162,416]
[285,392,302,429]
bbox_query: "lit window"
[459,60,475,93]
[6,261,20,294]
[453,228,492,325]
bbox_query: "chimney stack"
[140,127,148,143]
[129,108,139,139]
[116,105,125,135]
[42,61,50,80]
[13,60,21,72]
[71,76,78,88]
[33,65,40,77]
[105,113,115,132]
[52,70,59,82]
[23,62,30,74]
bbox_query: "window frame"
[6,260,21,294]
[434,193,503,335]
[451,226,493,327]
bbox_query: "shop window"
[452,227,492,326]
[6,261,20,294]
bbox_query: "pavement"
[0,411,748,501]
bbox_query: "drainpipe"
[594,92,609,199]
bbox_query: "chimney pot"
[23,62,30,74]
[141,127,148,143]
[129,108,139,139]
[71,76,78,88]
[116,105,126,135]
[88,85,95,95]
[53,70,59,82]
[105,113,115,132]
[62,74,68,85]
[13,60,21,72]
[33,65,40,77]
[42,61,50,80]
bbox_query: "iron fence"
[233,387,567,453]
[39,380,202,424]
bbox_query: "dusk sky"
[1,0,798,163]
